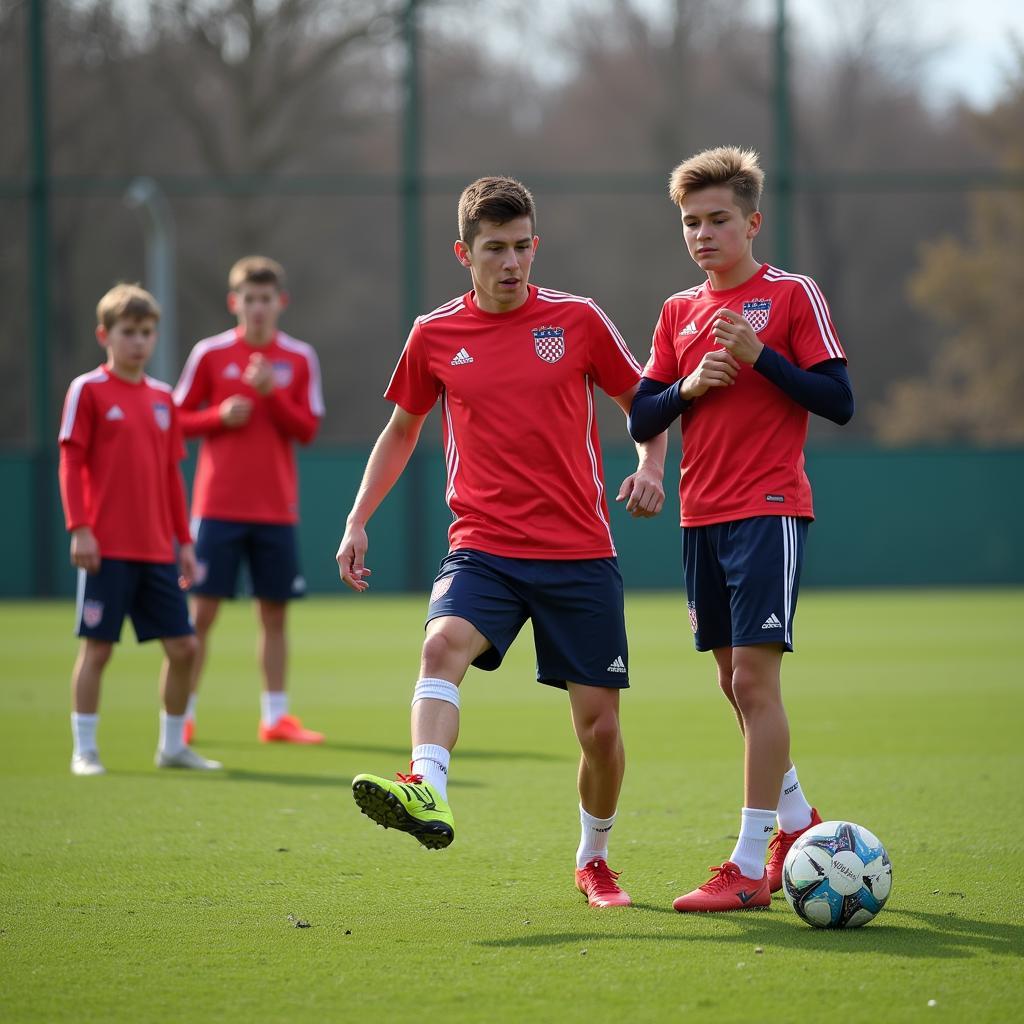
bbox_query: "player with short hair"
[336,176,667,908]
[628,147,854,911]
[173,256,325,745]
[59,283,223,775]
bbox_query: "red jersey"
[644,264,846,527]
[173,329,324,524]
[387,286,642,559]
[58,367,191,562]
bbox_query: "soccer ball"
[782,820,892,928]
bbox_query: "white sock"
[777,765,814,833]
[261,691,288,727]
[186,694,198,721]
[576,804,616,870]
[410,743,451,800]
[71,712,98,756]
[160,712,186,756]
[730,807,777,879]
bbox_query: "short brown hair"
[96,283,160,330]
[228,255,287,292]
[668,147,765,216]
[457,177,536,249]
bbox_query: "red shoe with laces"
[575,858,632,908]
[258,714,325,744]
[767,808,822,893]
[672,862,770,912]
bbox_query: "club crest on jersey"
[741,299,772,333]
[82,600,104,628]
[533,326,565,363]
[272,361,293,388]
[152,402,171,431]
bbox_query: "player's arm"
[611,382,666,518]
[336,405,429,592]
[174,348,250,436]
[60,442,101,573]
[628,376,693,442]
[166,424,195,587]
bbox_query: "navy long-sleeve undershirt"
[627,352,854,443]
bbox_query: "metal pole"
[28,0,54,595]
[773,0,793,269]
[401,0,427,591]
[124,177,178,382]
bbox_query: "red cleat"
[673,862,770,912]
[575,858,632,908]
[767,808,822,893]
[258,714,324,744]
[183,718,195,746]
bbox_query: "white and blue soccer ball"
[783,820,892,928]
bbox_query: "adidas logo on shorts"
[606,656,626,673]
[761,613,783,630]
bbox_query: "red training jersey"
[387,285,643,559]
[173,329,324,524]
[644,264,846,527]
[58,367,191,562]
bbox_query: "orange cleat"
[673,862,770,912]
[767,808,822,893]
[183,718,195,746]
[258,714,324,744]
[575,858,632,908]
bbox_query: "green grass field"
[2,590,1023,1023]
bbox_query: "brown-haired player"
[173,257,325,745]
[628,146,854,911]
[59,283,222,775]
[336,176,667,908]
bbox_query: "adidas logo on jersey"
[678,320,698,336]
[761,613,783,630]
[450,348,474,366]
[105,405,125,421]
[606,656,626,674]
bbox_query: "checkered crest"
[741,299,772,334]
[533,326,565,363]
[152,402,170,431]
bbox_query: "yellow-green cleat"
[352,771,455,850]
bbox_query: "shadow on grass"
[203,738,569,764]
[478,906,1023,958]
[118,766,486,789]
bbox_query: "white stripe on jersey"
[582,375,616,554]
[144,376,174,393]
[172,330,236,405]
[667,285,704,302]
[278,332,326,416]
[536,289,643,374]
[763,267,844,360]
[418,297,465,326]
[441,390,459,504]
[59,368,108,441]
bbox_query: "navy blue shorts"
[682,516,808,653]
[191,518,305,602]
[425,549,629,690]
[75,559,194,643]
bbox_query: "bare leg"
[567,684,624,819]
[71,639,113,714]
[189,595,221,697]
[257,599,287,693]
[160,634,199,715]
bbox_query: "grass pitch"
[1,589,1022,1023]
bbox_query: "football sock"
[410,677,460,709]
[410,743,451,800]
[186,694,198,721]
[261,691,288,727]
[730,807,777,879]
[776,765,814,833]
[576,804,616,870]
[159,712,186,756]
[71,712,98,756]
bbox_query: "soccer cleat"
[575,858,632,908]
[258,714,324,744]
[183,718,195,746]
[767,807,823,893]
[71,750,106,776]
[155,746,223,771]
[351,772,454,850]
[672,861,770,912]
